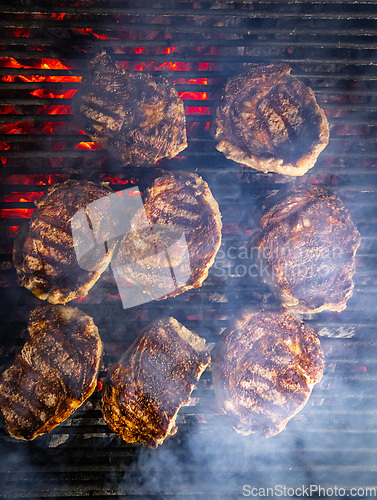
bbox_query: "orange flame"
[4,174,67,185]
[178,78,209,115]
[4,192,44,203]
[1,174,69,223]
[30,88,77,99]
[0,57,81,84]
[1,208,35,219]
[100,175,135,185]
[155,60,188,72]
[51,13,66,21]
[11,28,30,38]
[75,28,117,40]
[75,141,102,150]
[0,57,83,164]
[0,143,11,165]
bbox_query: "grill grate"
[1,1,377,498]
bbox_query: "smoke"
[109,370,376,498]
[1,170,374,498]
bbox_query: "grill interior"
[1,1,377,498]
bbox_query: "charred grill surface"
[0,0,377,496]
[258,186,361,313]
[211,64,329,176]
[212,310,324,437]
[101,317,210,448]
[13,180,114,305]
[73,51,187,166]
[0,305,102,440]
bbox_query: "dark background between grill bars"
[1,1,377,498]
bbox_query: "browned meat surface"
[73,51,187,166]
[101,317,210,448]
[0,305,102,440]
[211,64,329,176]
[114,170,222,302]
[13,180,115,304]
[257,186,361,313]
[212,310,324,437]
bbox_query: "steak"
[101,317,210,448]
[0,305,102,440]
[257,186,361,313]
[211,64,329,176]
[212,309,324,437]
[13,180,115,304]
[73,50,187,166]
[114,170,222,303]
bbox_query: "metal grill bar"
[2,52,377,65]
[2,5,377,19]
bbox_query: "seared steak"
[212,309,324,437]
[101,317,210,448]
[73,51,187,166]
[211,64,329,176]
[0,305,102,440]
[257,186,361,313]
[13,180,115,304]
[114,170,222,302]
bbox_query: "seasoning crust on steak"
[211,64,329,176]
[13,180,115,304]
[0,305,102,440]
[257,186,361,314]
[115,170,222,301]
[101,317,210,448]
[212,310,324,437]
[73,51,187,166]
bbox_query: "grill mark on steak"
[1,362,52,419]
[257,186,361,313]
[213,309,324,437]
[84,206,93,232]
[101,317,210,448]
[266,88,302,154]
[0,305,102,440]
[34,240,73,269]
[80,99,125,128]
[30,218,72,242]
[13,180,115,304]
[211,64,329,176]
[115,170,222,300]
[73,51,187,166]
[25,333,87,399]
[148,193,201,218]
